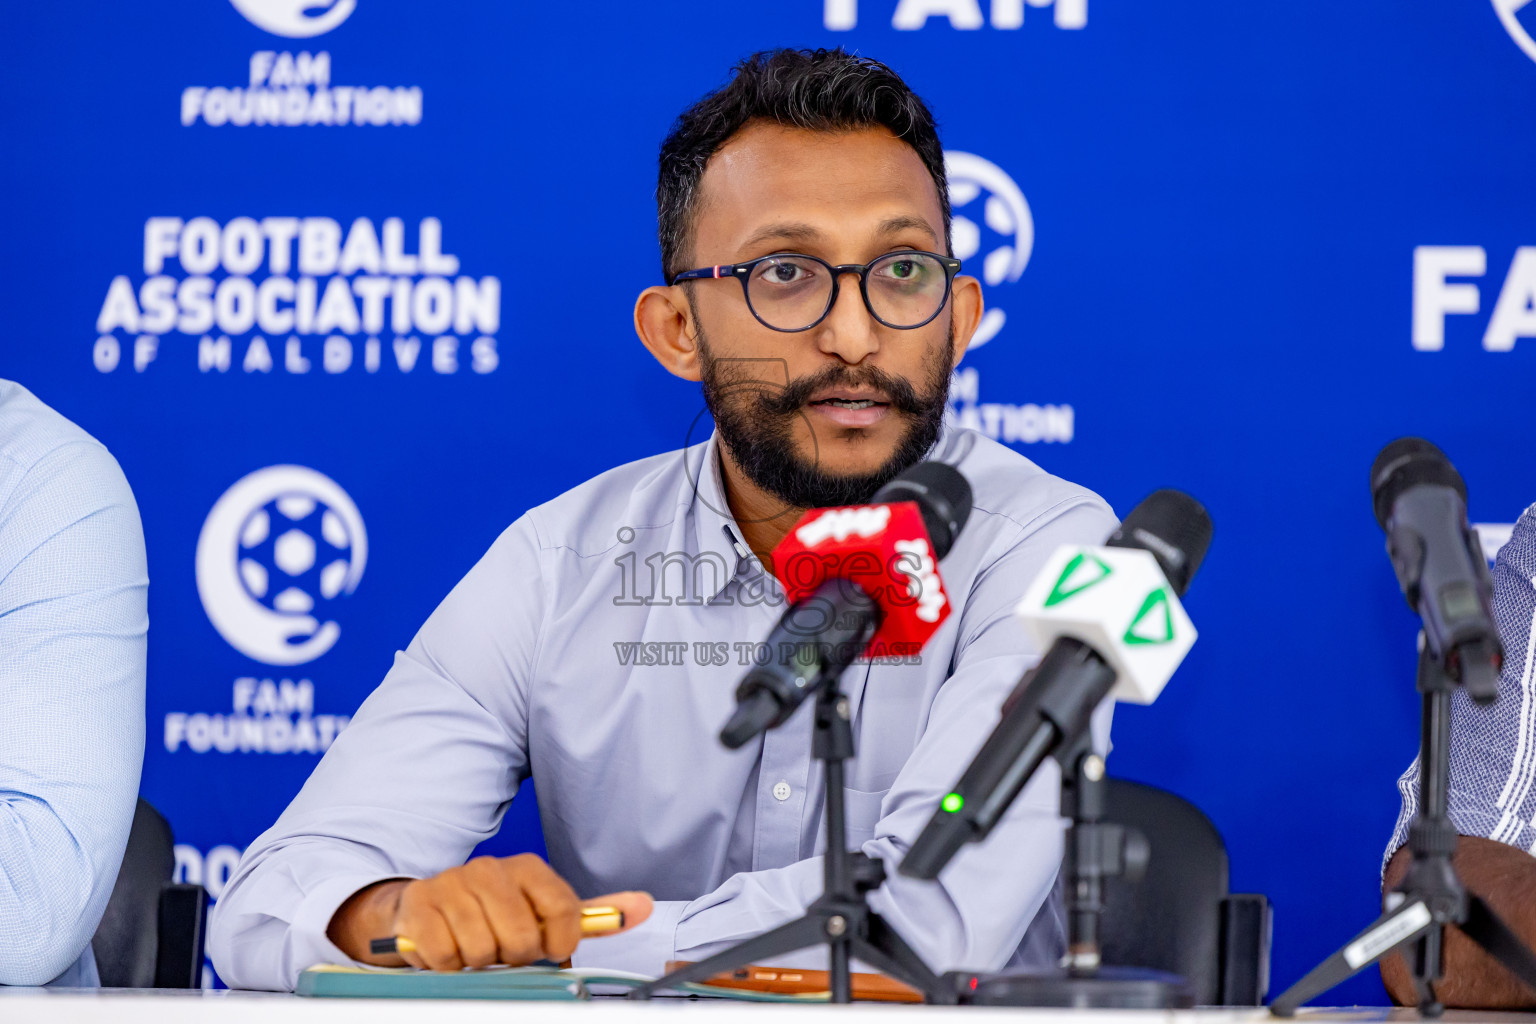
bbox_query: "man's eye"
[875,255,935,285]
[757,260,812,285]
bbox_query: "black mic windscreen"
[872,461,973,560]
[1371,437,1467,530]
[1106,489,1213,597]
[719,690,780,750]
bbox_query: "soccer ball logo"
[946,151,1035,350]
[197,466,367,666]
[237,496,357,616]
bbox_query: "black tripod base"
[1270,643,1536,1017]
[625,888,940,1001]
[939,966,1194,1008]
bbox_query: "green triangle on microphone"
[1044,552,1113,607]
[1123,587,1174,645]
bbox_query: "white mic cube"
[1014,545,1197,705]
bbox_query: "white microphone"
[901,489,1212,880]
[1014,543,1197,706]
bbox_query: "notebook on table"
[297,963,827,1001]
[297,960,919,1001]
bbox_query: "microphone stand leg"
[859,912,941,994]
[1458,894,1536,994]
[628,682,939,1002]
[1413,929,1443,1018]
[1268,897,1438,1017]
[624,913,831,1000]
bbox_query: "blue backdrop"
[6,0,1536,1002]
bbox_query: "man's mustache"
[756,365,931,417]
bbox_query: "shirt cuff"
[569,899,686,977]
[287,873,415,980]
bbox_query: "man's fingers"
[433,875,502,969]
[583,891,654,936]
[510,855,583,962]
[396,898,461,973]
[388,858,628,971]
[464,858,546,965]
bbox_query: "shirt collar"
[680,421,960,605]
[682,431,757,605]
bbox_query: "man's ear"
[948,274,984,368]
[635,285,702,382]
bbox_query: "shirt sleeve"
[206,516,544,991]
[0,441,147,985]
[573,497,1118,977]
[1384,505,1536,873]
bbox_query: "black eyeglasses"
[670,250,962,333]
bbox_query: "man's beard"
[698,323,954,512]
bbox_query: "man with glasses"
[209,48,1117,991]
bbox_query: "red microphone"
[719,462,972,749]
[772,500,949,659]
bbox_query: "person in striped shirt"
[1382,502,1536,1006]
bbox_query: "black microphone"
[719,461,974,750]
[1371,438,1503,702]
[900,489,1212,880]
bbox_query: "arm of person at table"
[206,516,649,991]
[1380,505,1536,1008]
[573,497,1117,976]
[0,439,147,984]
[1382,837,1536,1007]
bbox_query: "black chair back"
[1100,778,1269,1006]
[91,798,207,988]
[93,799,174,987]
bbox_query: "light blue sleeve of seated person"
[0,441,148,985]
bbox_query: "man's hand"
[327,854,653,971]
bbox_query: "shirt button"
[772,781,792,802]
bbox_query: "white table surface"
[0,991,1532,1024]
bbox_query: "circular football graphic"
[196,465,367,666]
[236,494,357,619]
[945,151,1035,349]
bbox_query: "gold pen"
[370,906,626,957]
[576,906,625,934]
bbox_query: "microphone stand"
[1271,635,1536,1016]
[933,733,1192,1007]
[627,673,940,1002]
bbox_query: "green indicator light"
[942,793,964,813]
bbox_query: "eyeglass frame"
[668,250,964,333]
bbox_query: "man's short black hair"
[656,48,950,282]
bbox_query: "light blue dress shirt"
[208,425,1117,991]
[0,380,147,986]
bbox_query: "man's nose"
[814,271,879,365]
